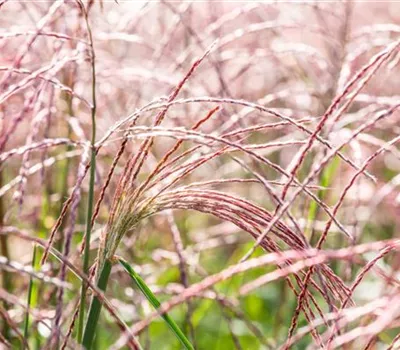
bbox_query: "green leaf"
[118,258,194,350]
[23,244,39,343]
[82,259,113,350]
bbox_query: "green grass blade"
[82,259,112,350]
[306,155,340,239]
[23,244,40,346]
[77,5,98,344]
[78,143,97,344]
[118,258,194,350]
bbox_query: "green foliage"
[119,257,194,350]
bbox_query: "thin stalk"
[56,116,73,252]
[82,259,112,349]
[118,258,194,350]
[77,4,97,343]
[0,170,11,340]
[306,155,340,242]
[23,244,39,346]
[27,186,51,349]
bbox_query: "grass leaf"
[23,244,39,343]
[82,259,112,350]
[118,257,194,350]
